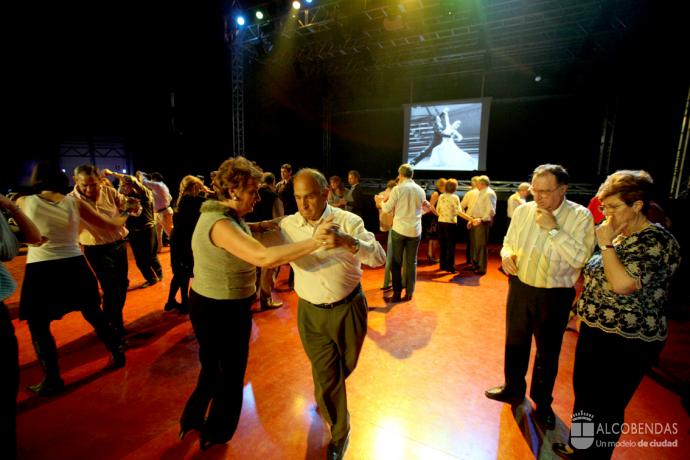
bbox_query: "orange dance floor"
[6,243,689,459]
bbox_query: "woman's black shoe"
[27,377,65,396]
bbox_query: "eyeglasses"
[598,202,627,213]
[529,185,562,196]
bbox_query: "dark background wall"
[4,1,688,201]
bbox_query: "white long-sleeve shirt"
[501,199,595,288]
[381,178,426,237]
[280,205,385,304]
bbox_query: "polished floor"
[6,243,690,459]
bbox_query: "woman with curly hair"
[554,170,681,459]
[179,156,338,450]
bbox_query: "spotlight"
[236,16,246,26]
[122,169,128,174]
[305,0,313,3]
[534,75,542,82]
[255,11,264,20]
[292,1,301,10]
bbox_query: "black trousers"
[503,276,574,407]
[84,240,129,332]
[181,290,253,443]
[390,230,421,296]
[437,222,457,271]
[0,301,18,460]
[569,323,664,459]
[128,227,162,283]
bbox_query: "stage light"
[292,1,301,10]
[122,169,128,174]
[255,11,264,20]
[236,16,246,26]
[305,0,313,3]
[534,75,542,82]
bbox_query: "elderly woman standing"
[179,157,337,450]
[553,170,681,459]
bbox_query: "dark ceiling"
[235,0,660,83]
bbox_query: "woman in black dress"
[164,175,206,313]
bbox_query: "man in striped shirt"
[485,164,595,430]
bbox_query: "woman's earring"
[231,194,238,201]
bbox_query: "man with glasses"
[485,164,595,431]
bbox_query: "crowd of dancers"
[0,158,681,460]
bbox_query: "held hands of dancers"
[312,215,339,249]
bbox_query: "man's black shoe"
[484,385,524,405]
[386,292,402,303]
[552,442,575,458]
[534,405,556,430]
[327,432,350,460]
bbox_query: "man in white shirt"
[460,176,479,264]
[138,171,173,253]
[381,164,427,302]
[466,175,496,275]
[485,164,595,431]
[506,182,530,223]
[279,168,385,460]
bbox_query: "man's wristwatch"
[548,227,560,237]
[599,243,615,251]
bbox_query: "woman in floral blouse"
[554,170,681,458]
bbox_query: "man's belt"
[309,284,362,310]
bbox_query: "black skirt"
[19,255,101,322]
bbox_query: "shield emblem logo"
[571,412,595,449]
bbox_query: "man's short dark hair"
[150,172,164,182]
[348,170,360,180]
[281,164,292,173]
[532,164,569,185]
[262,172,276,186]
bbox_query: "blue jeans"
[390,230,421,296]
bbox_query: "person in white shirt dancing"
[279,168,385,460]
[380,163,430,302]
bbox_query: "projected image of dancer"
[415,110,477,170]
[411,109,445,166]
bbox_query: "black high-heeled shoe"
[178,422,203,440]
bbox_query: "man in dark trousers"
[245,172,284,310]
[279,168,385,460]
[276,163,296,289]
[71,165,135,337]
[485,164,595,430]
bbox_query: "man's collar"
[296,204,332,227]
[552,197,567,216]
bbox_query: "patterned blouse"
[577,223,681,342]
[436,193,461,224]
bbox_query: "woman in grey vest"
[179,156,337,451]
